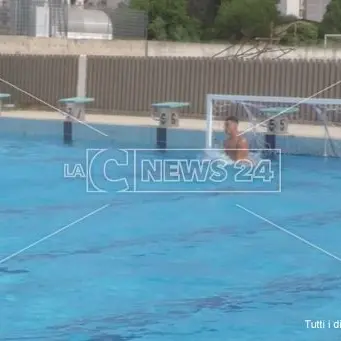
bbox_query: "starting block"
[260,106,298,153]
[58,96,94,145]
[152,102,190,128]
[58,96,94,122]
[260,107,298,135]
[151,101,190,149]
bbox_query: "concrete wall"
[1,36,341,59]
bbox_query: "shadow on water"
[281,209,341,228]
[87,334,135,341]
[42,274,341,339]
[173,294,254,313]
[0,267,29,274]
[12,221,270,263]
[264,274,341,295]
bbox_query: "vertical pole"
[156,107,168,149]
[144,2,149,57]
[48,0,52,37]
[63,119,73,144]
[264,119,276,159]
[206,95,213,149]
[156,127,167,149]
[63,105,73,145]
[77,54,87,98]
[314,106,328,157]
[265,134,276,149]
[65,54,87,145]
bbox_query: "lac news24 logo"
[63,148,281,193]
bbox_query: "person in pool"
[224,115,249,161]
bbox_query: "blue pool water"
[1,136,341,341]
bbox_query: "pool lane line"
[0,77,108,137]
[236,204,341,263]
[0,204,110,265]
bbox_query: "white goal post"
[205,94,341,157]
[324,34,341,48]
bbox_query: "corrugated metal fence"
[0,55,78,107]
[1,55,341,122]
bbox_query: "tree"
[187,0,221,29]
[130,0,201,41]
[279,21,319,45]
[319,0,341,36]
[214,0,279,40]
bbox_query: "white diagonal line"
[238,79,341,137]
[0,77,108,137]
[236,204,341,263]
[0,204,110,265]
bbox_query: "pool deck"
[2,110,341,139]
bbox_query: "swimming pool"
[1,135,341,341]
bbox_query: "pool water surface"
[1,137,341,341]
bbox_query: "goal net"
[206,94,341,157]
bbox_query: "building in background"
[305,0,330,22]
[277,0,304,18]
[277,0,330,22]
[0,0,145,40]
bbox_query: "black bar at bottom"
[156,127,167,149]
[63,120,73,145]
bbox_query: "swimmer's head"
[225,116,239,135]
